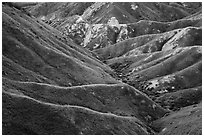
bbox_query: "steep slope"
[2,4,118,87]
[3,78,168,124]
[81,2,137,24]
[81,2,200,24]
[2,2,202,135]
[94,26,201,60]
[29,2,93,21]
[117,2,201,21]
[60,15,201,53]
[116,16,201,42]
[94,28,181,60]
[89,4,202,115]
[2,3,169,135]
[155,86,202,110]
[28,2,201,49]
[106,46,202,107]
[29,2,201,24]
[151,103,202,135]
[3,91,153,135]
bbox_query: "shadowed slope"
[3,78,168,123]
[3,91,153,135]
[151,103,202,135]
[2,4,118,86]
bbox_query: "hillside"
[2,2,202,135]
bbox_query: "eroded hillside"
[2,2,202,135]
